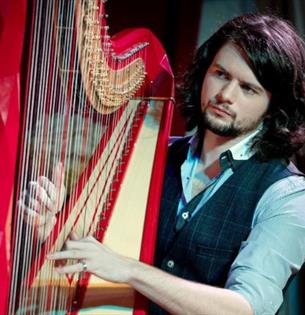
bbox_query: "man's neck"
[201,130,251,166]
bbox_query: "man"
[22,13,305,315]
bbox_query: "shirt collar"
[188,128,261,171]
[228,128,260,160]
[219,129,260,171]
[188,133,200,156]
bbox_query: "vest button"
[167,260,175,268]
[181,211,189,220]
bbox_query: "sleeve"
[225,176,305,315]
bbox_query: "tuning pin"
[99,13,109,19]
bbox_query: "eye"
[241,84,257,95]
[214,69,227,79]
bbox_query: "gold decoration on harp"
[77,0,147,114]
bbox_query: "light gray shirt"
[177,133,305,315]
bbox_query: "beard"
[201,106,263,137]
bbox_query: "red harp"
[0,0,174,314]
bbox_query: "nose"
[216,80,238,104]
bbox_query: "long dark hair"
[180,13,305,160]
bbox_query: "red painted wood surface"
[0,1,174,313]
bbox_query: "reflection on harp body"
[0,0,174,314]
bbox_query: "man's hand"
[47,233,253,315]
[18,162,66,242]
[48,233,134,283]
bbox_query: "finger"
[18,201,46,226]
[55,262,86,274]
[28,181,54,212]
[65,239,91,250]
[69,231,95,242]
[69,231,81,241]
[52,162,66,212]
[19,190,41,212]
[86,229,95,238]
[38,176,58,205]
[52,161,65,192]
[26,196,41,212]
[82,235,99,243]
[47,250,85,260]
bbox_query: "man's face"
[200,43,271,137]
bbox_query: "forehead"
[211,42,261,85]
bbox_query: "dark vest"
[150,138,300,315]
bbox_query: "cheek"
[237,100,268,123]
[201,78,218,109]
[200,91,207,111]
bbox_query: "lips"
[208,103,233,117]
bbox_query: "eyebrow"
[214,63,265,94]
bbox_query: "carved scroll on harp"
[76,0,147,114]
[4,0,174,314]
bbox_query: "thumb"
[69,231,81,241]
[52,161,66,213]
[52,161,65,190]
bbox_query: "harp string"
[55,0,82,310]
[64,3,94,309]
[34,1,55,311]
[9,0,151,313]
[49,1,67,309]
[29,1,51,312]
[39,1,59,310]
[81,0,111,240]
[11,0,36,312]
[45,2,68,311]
[20,1,51,313]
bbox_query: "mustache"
[207,100,236,118]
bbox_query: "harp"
[0,0,174,314]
